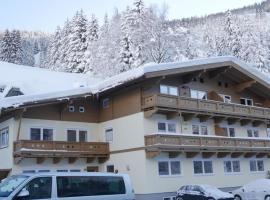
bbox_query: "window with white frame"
[69,105,75,112]
[250,160,264,172]
[220,94,232,103]
[158,122,177,133]
[224,160,240,173]
[158,160,181,176]
[160,85,178,96]
[67,129,87,142]
[193,160,213,174]
[190,89,207,100]
[0,128,9,148]
[267,128,270,138]
[221,126,235,137]
[79,106,85,113]
[30,128,53,141]
[192,124,208,135]
[240,98,253,106]
[105,128,113,142]
[247,128,259,137]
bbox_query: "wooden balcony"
[143,94,270,121]
[14,140,110,164]
[145,134,270,158]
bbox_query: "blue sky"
[0,0,264,32]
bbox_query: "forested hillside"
[1,0,270,77]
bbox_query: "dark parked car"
[176,184,234,200]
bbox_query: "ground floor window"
[224,160,240,173]
[193,160,213,175]
[0,128,9,148]
[250,159,264,172]
[247,128,259,137]
[158,160,181,176]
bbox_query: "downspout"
[16,110,24,141]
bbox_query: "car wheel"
[234,195,242,200]
[207,198,215,200]
[265,195,270,200]
[176,197,184,200]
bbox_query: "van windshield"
[0,175,29,197]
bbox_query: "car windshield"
[0,175,29,197]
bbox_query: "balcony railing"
[145,134,270,152]
[14,140,110,163]
[143,94,270,120]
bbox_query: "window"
[30,128,53,141]
[56,176,126,197]
[247,129,259,137]
[107,165,115,173]
[250,160,264,172]
[220,94,231,103]
[67,130,77,142]
[190,89,207,100]
[102,98,110,109]
[228,127,235,137]
[267,128,270,138]
[22,170,36,173]
[158,122,177,133]
[192,124,208,135]
[67,129,87,142]
[57,170,68,172]
[70,169,81,172]
[163,197,176,200]
[240,98,253,106]
[158,160,181,176]
[105,128,113,142]
[160,85,178,96]
[38,170,50,173]
[193,160,213,175]
[79,106,85,113]
[69,105,75,112]
[79,130,87,142]
[18,177,52,199]
[224,160,240,173]
[0,128,9,148]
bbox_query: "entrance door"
[87,166,99,172]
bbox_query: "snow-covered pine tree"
[0,30,12,62]
[65,10,88,73]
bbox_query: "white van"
[0,172,135,200]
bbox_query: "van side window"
[57,176,126,197]
[18,177,52,199]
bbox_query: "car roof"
[15,172,128,178]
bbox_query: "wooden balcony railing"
[14,140,110,164]
[143,94,270,120]
[145,134,270,153]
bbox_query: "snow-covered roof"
[0,61,101,96]
[1,56,270,111]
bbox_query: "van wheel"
[235,195,242,200]
[265,195,270,200]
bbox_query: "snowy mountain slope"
[0,61,101,97]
